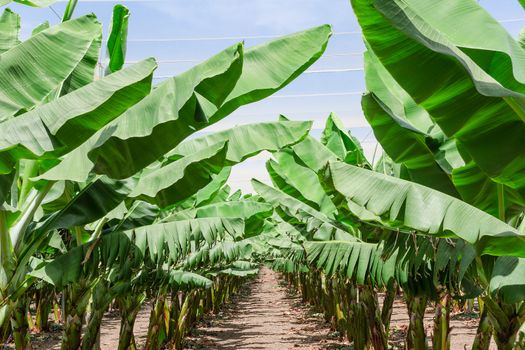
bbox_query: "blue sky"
[7,0,525,192]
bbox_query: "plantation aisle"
[185,267,348,349]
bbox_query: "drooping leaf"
[40,26,330,182]
[304,240,397,286]
[490,257,525,304]
[169,121,312,163]
[60,30,102,95]
[252,179,357,241]
[291,136,338,173]
[30,217,245,289]
[324,161,525,258]
[0,14,101,122]
[0,59,156,174]
[208,25,332,123]
[269,149,337,216]
[169,270,212,290]
[30,21,49,36]
[362,93,459,197]
[130,141,229,208]
[38,43,244,181]
[353,0,525,212]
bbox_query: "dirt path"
[185,267,347,349]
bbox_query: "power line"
[93,18,524,44]
[118,31,360,43]
[499,18,525,23]
[118,51,365,65]
[269,91,363,99]
[305,67,363,73]
[151,67,363,80]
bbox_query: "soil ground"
[184,267,348,350]
[16,267,495,349]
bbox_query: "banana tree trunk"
[61,282,91,350]
[361,286,387,350]
[10,297,30,350]
[432,292,451,350]
[484,297,523,350]
[405,293,429,350]
[168,291,181,349]
[381,282,396,334]
[117,294,144,350]
[471,305,492,350]
[82,282,113,350]
[145,292,168,350]
[35,288,53,332]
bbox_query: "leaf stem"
[497,183,505,222]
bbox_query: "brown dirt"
[184,267,349,349]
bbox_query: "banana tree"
[0,3,332,347]
[350,0,525,348]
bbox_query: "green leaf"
[252,179,357,241]
[0,14,101,122]
[62,0,78,22]
[170,120,312,163]
[353,0,525,210]
[38,43,244,181]
[105,4,129,74]
[269,150,337,218]
[362,93,459,197]
[490,257,525,304]
[172,200,273,221]
[30,21,49,36]
[291,136,338,173]
[60,29,102,95]
[130,141,229,208]
[321,113,370,168]
[169,270,212,290]
[37,177,133,232]
[2,0,58,7]
[0,8,20,54]
[40,25,330,181]
[194,167,232,207]
[207,24,332,123]
[304,240,396,286]
[324,161,525,258]
[30,217,245,289]
[1,59,156,174]
[167,200,273,238]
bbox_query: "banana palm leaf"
[169,120,312,163]
[252,179,357,241]
[29,217,244,289]
[0,59,155,174]
[324,161,525,257]
[0,9,19,53]
[353,0,525,211]
[304,240,398,286]
[39,26,331,182]
[0,14,101,122]
[321,113,370,168]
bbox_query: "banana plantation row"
[1,0,525,349]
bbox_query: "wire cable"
[150,67,364,80]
